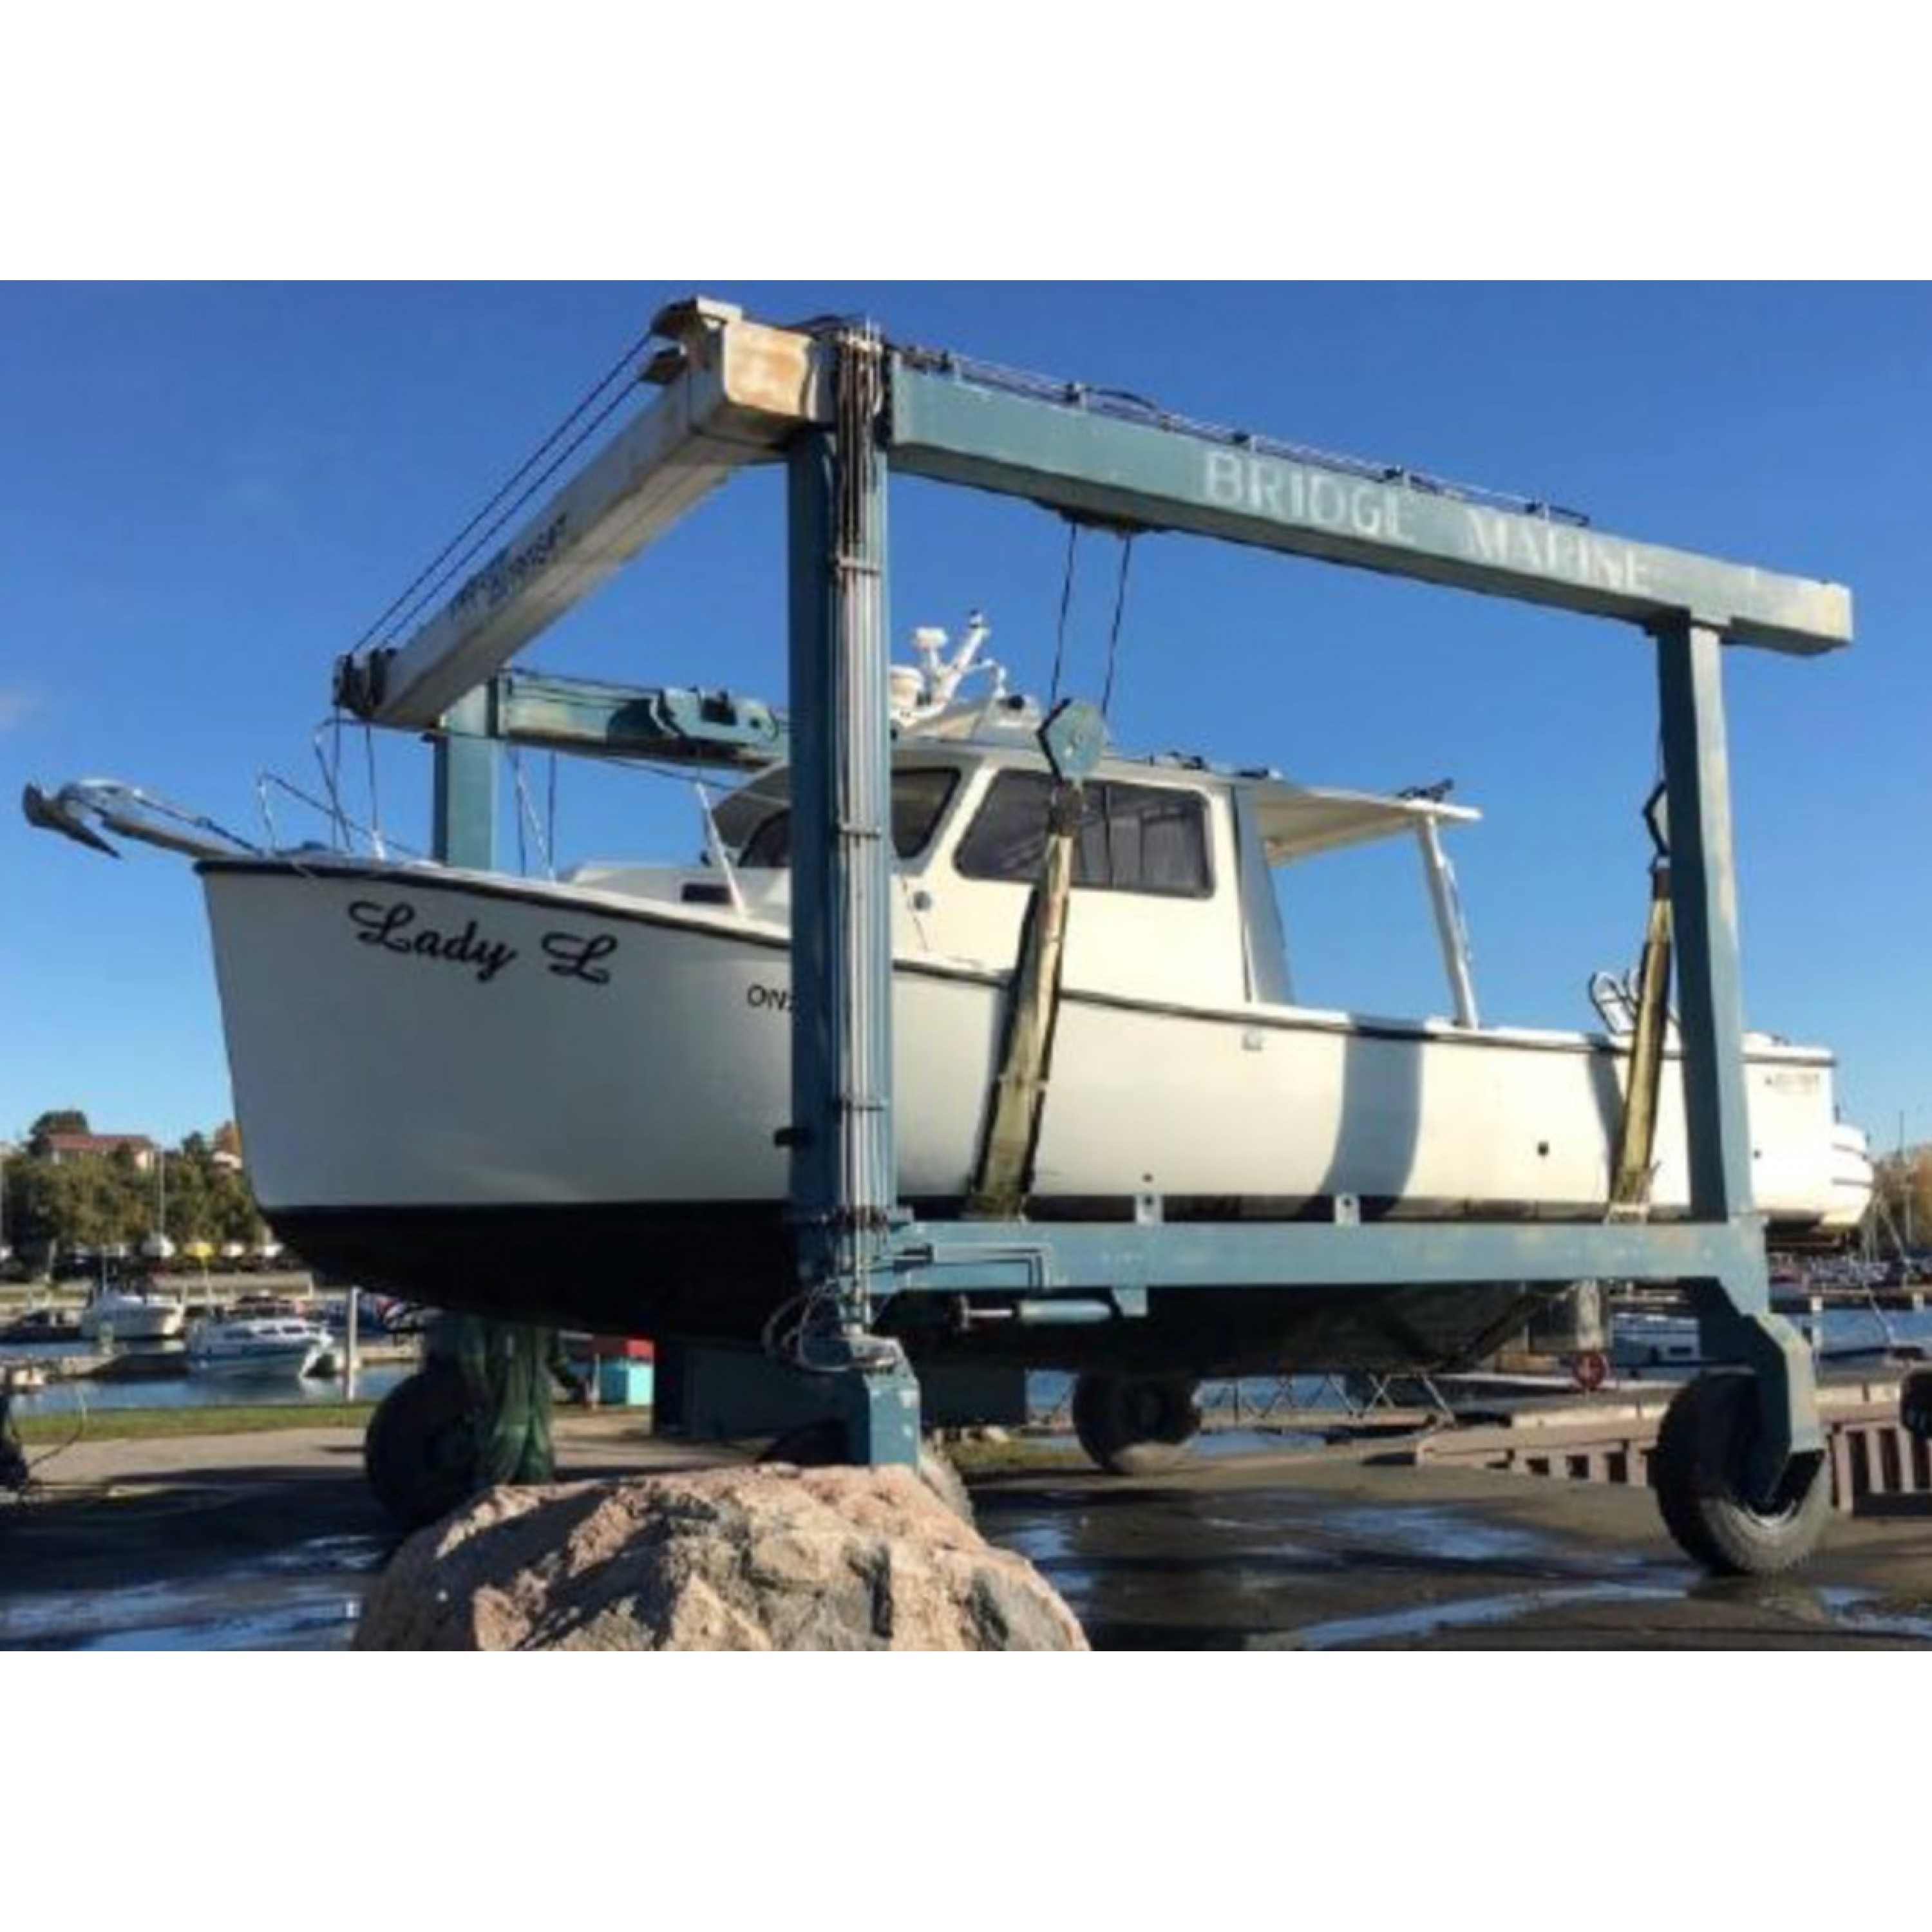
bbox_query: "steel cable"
[1048,520,1081,709]
[348,322,659,652]
[1099,532,1137,721]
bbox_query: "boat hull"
[186,1343,323,1379]
[185,1314,328,1378]
[202,859,1870,1368]
[269,1198,1553,1374]
[79,1300,185,1343]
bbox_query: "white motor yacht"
[27,621,1874,1371]
[185,1313,330,1379]
[79,1286,185,1345]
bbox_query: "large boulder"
[354,1463,1088,1651]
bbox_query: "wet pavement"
[972,1452,1932,1647]
[5,1419,1932,1648]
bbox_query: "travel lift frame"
[337,298,1855,1575]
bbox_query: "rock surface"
[355,1463,1088,1651]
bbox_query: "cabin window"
[889,768,961,857]
[737,808,793,869]
[954,772,1212,898]
[726,767,959,869]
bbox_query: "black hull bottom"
[274,1199,1591,1378]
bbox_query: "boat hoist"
[320,297,1853,1573]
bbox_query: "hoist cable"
[374,381,640,644]
[1048,521,1081,710]
[348,322,658,652]
[1099,533,1137,721]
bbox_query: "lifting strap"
[965,783,1081,1218]
[1608,863,1674,1219]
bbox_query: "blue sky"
[3,283,1927,1157]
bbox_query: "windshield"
[713,767,960,867]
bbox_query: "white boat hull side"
[203,865,994,1213]
[79,1300,185,1343]
[187,1344,323,1378]
[202,862,1864,1233]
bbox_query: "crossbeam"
[886,362,1852,652]
[337,302,829,731]
[469,669,786,770]
[889,1218,1770,1297]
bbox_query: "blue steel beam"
[1656,619,1757,1226]
[888,1218,1768,1296]
[786,331,918,1466]
[888,1213,1821,1475]
[431,687,498,869]
[787,355,897,1280]
[1653,615,1821,1472]
[786,431,843,1255]
[464,670,787,770]
[886,363,1852,654]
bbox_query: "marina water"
[8,1304,1929,1426]
[4,1340,415,1417]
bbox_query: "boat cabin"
[573,694,1482,1022]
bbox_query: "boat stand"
[341,298,1852,1572]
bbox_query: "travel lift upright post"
[339,298,1853,1576]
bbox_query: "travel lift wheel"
[1650,1368,1830,1577]
[363,1363,482,1532]
[1071,1372,1203,1476]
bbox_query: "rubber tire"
[1651,1368,1831,1576]
[363,1365,483,1531]
[759,1419,974,1525]
[1071,1372,1202,1476]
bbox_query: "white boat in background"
[27,620,1875,1369]
[79,1286,185,1344]
[185,1314,330,1379]
[1610,1312,1705,1376]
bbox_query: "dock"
[1403,1372,1927,1513]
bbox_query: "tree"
[3,1114,274,1268]
[1873,1149,1932,1251]
[14,1156,145,1256]
[26,1109,90,1156]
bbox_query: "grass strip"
[15,1403,376,1444]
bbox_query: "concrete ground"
[5,1417,1932,1648]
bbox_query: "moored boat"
[185,1313,331,1379]
[79,1285,185,1345]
